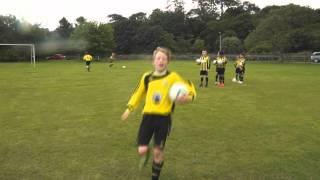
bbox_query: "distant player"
[121,47,196,180]
[212,51,227,87]
[109,52,116,67]
[197,50,211,87]
[233,53,246,84]
[83,52,93,72]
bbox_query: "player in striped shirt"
[212,51,227,87]
[197,50,211,87]
[233,53,246,84]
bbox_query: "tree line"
[0,0,320,60]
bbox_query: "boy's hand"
[175,94,192,104]
[121,109,131,121]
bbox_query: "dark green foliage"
[244,4,320,53]
[1,2,320,58]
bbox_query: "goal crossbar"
[0,43,36,66]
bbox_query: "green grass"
[0,60,319,179]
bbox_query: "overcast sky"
[0,0,319,30]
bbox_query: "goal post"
[0,44,36,66]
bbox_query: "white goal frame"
[0,44,36,66]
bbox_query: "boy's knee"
[153,147,163,162]
[138,146,149,155]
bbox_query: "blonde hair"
[153,47,172,61]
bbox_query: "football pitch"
[0,60,319,179]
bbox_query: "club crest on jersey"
[153,92,162,104]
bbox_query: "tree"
[166,0,185,12]
[222,36,243,53]
[71,21,114,55]
[75,16,86,27]
[245,4,320,53]
[55,17,74,39]
[191,0,219,20]
[241,1,260,14]
[108,14,131,53]
[108,14,128,23]
[0,15,19,43]
[149,9,187,38]
[129,12,148,23]
[131,25,175,53]
[192,0,240,17]
[215,0,240,16]
[284,29,314,52]
[192,38,206,52]
[0,15,50,60]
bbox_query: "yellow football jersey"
[83,54,93,61]
[127,71,196,115]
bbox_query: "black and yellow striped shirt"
[235,58,245,69]
[199,55,210,71]
[214,56,227,68]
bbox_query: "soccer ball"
[232,77,237,82]
[195,58,201,64]
[169,82,189,102]
[122,65,126,68]
[217,59,223,65]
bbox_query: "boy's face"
[153,51,169,72]
[202,50,207,56]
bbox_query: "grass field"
[0,60,320,180]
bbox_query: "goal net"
[0,44,35,66]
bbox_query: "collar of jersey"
[150,71,170,80]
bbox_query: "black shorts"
[200,70,208,76]
[236,68,244,74]
[137,114,172,148]
[85,61,91,66]
[216,68,225,75]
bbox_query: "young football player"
[121,47,196,180]
[197,50,211,87]
[212,51,227,87]
[234,53,246,84]
[109,52,116,67]
[83,52,93,72]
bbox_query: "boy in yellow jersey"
[212,51,227,87]
[121,47,196,180]
[197,50,211,87]
[233,53,246,84]
[83,52,93,72]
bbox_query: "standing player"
[233,53,246,84]
[121,47,196,180]
[197,50,211,87]
[83,52,93,72]
[109,52,116,68]
[212,51,227,87]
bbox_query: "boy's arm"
[176,80,196,104]
[207,58,211,70]
[121,73,147,120]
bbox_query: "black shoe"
[205,84,208,87]
[199,84,203,87]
